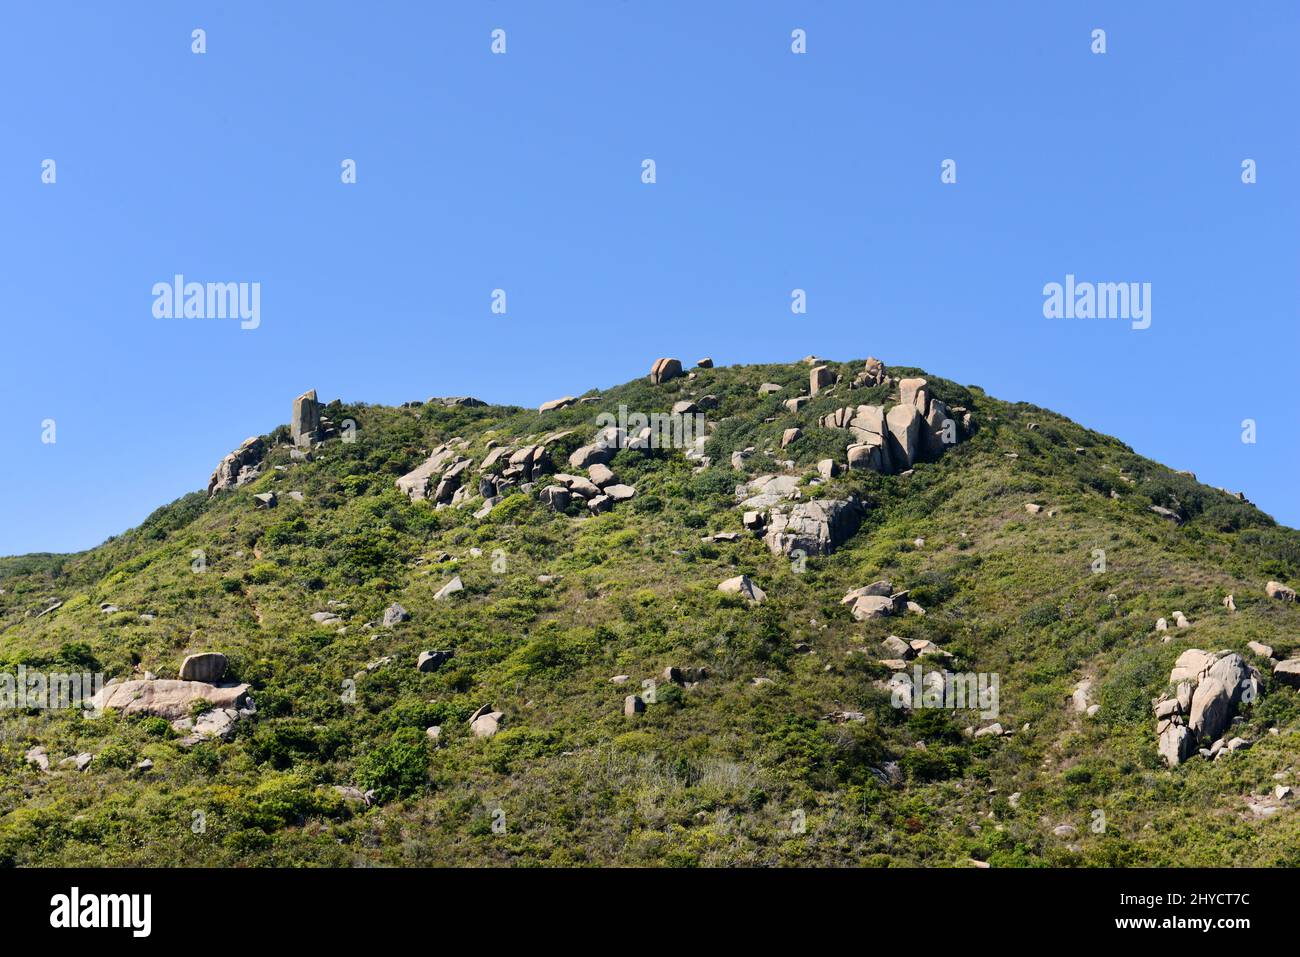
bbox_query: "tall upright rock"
[292,390,321,447]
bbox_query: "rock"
[739,474,802,509]
[623,695,645,716]
[1247,641,1274,659]
[604,483,636,502]
[587,463,616,487]
[1189,677,1232,744]
[758,383,783,395]
[906,600,926,616]
[1052,824,1078,839]
[649,358,683,384]
[671,400,699,416]
[1273,658,1300,688]
[696,358,713,368]
[816,459,839,480]
[253,492,277,509]
[396,445,463,500]
[846,442,885,473]
[470,708,504,738]
[539,485,571,510]
[1266,581,1297,602]
[1159,723,1192,766]
[611,675,630,684]
[181,708,241,742]
[539,396,577,413]
[1071,680,1092,713]
[898,377,929,411]
[763,499,863,558]
[973,723,1003,738]
[1149,505,1182,524]
[1025,503,1043,514]
[850,595,896,621]
[1172,611,1190,628]
[569,444,611,469]
[1226,736,1250,751]
[1170,649,1216,684]
[881,635,912,659]
[89,679,253,721]
[179,653,228,683]
[60,752,94,772]
[841,581,894,603]
[860,356,886,387]
[434,576,464,601]
[718,575,766,604]
[135,759,153,773]
[1156,617,1167,632]
[884,403,921,469]
[743,510,765,531]
[1086,704,1100,716]
[207,436,266,495]
[291,389,322,447]
[417,650,454,673]
[781,427,802,448]
[587,494,613,514]
[24,746,49,771]
[809,365,835,396]
[1223,594,1236,612]
[382,602,410,627]
[784,396,811,413]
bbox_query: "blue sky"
[1,1,1296,554]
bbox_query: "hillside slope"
[1,356,1298,867]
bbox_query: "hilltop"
[1,355,1298,867]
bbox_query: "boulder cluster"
[1155,649,1262,766]
[840,581,924,621]
[819,373,971,475]
[88,652,255,746]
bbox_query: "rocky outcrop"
[470,705,504,738]
[1154,649,1262,766]
[856,356,886,388]
[417,650,453,673]
[649,358,683,384]
[396,444,466,501]
[1274,658,1300,688]
[763,499,863,558]
[292,390,322,447]
[820,374,966,475]
[208,437,265,495]
[810,365,835,396]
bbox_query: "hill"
[1,355,1298,867]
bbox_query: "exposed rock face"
[649,358,683,384]
[292,390,322,447]
[90,679,253,720]
[820,375,966,475]
[738,474,802,509]
[696,358,713,368]
[1266,581,1297,602]
[858,356,886,387]
[208,437,265,495]
[179,653,228,683]
[624,695,646,715]
[763,499,863,558]
[1155,650,1262,766]
[539,396,577,413]
[718,575,766,604]
[781,427,802,448]
[810,366,835,396]
[396,445,464,501]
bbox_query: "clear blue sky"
[1,2,1296,555]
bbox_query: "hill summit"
[1,355,1298,867]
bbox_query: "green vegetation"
[0,359,1297,867]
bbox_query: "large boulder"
[89,679,253,720]
[382,602,410,627]
[1158,723,1193,767]
[1273,659,1300,688]
[207,437,265,495]
[898,377,929,411]
[763,499,862,558]
[885,404,922,469]
[417,650,454,673]
[649,358,683,384]
[396,445,462,501]
[1266,581,1297,602]
[810,365,835,396]
[179,653,228,683]
[292,390,321,447]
